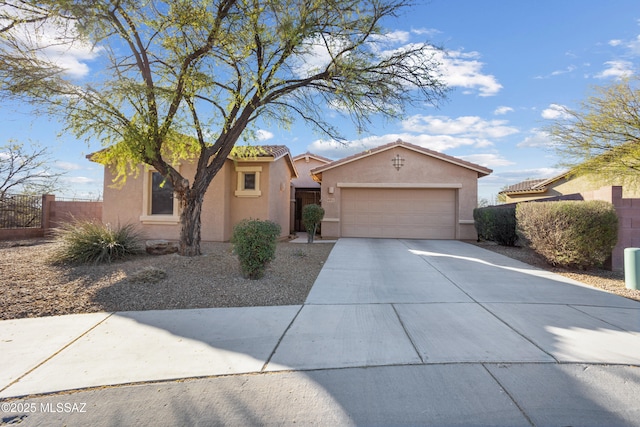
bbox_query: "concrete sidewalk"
[2,238,640,426]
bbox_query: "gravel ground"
[0,239,333,321]
[471,240,640,303]
[2,238,638,321]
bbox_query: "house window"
[235,166,262,197]
[151,172,174,215]
[140,168,180,224]
[244,173,256,190]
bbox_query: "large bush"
[473,205,518,246]
[231,219,281,279]
[50,220,144,264]
[302,204,324,243]
[516,200,618,269]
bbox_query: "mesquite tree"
[0,0,447,255]
[547,77,640,185]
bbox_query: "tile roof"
[311,139,493,177]
[231,145,291,160]
[500,178,548,194]
[292,152,333,163]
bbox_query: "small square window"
[244,173,256,190]
[235,166,261,197]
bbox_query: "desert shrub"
[302,204,324,243]
[128,266,167,284]
[516,200,618,269]
[231,219,281,279]
[50,220,143,264]
[473,205,518,246]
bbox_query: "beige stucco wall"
[102,156,292,242]
[292,156,327,188]
[268,158,295,236]
[230,160,270,231]
[317,146,480,240]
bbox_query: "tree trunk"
[178,192,203,256]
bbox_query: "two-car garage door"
[340,188,456,239]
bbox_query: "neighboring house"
[97,145,297,242]
[290,152,332,232]
[500,172,640,203]
[499,172,640,271]
[310,140,492,240]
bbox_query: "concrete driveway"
[2,238,640,426]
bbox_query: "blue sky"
[2,0,640,202]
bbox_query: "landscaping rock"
[145,240,179,255]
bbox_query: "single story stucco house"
[96,140,492,241]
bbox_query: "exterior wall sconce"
[392,154,405,171]
[328,186,335,194]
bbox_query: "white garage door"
[341,188,456,239]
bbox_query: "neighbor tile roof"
[500,178,548,194]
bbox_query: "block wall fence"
[0,195,103,240]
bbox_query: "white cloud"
[517,129,556,148]
[626,35,640,55]
[551,65,576,76]
[458,153,514,168]
[534,65,577,79]
[294,34,502,98]
[401,115,518,139]
[255,130,274,141]
[595,60,634,79]
[64,176,95,184]
[369,30,410,45]
[541,104,572,120]
[410,28,441,37]
[55,161,82,171]
[306,114,520,159]
[307,133,479,159]
[609,39,623,47]
[435,49,502,96]
[5,14,100,79]
[493,106,513,115]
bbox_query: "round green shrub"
[302,204,324,243]
[231,219,281,279]
[50,220,144,264]
[516,200,618,269]
[473,205,517,246]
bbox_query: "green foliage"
[302,204,324,243]
[548,77,640,186]
[231,219,281,279]
[473,206,518,246]
[516,201,618,269]
[50,220,144,265]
